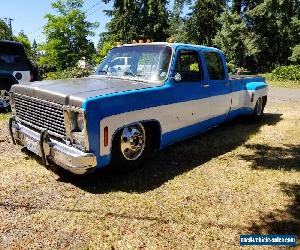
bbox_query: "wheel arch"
[110,119,163,154]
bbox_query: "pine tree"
[0,19,12,40]
[168,0,190,42]
[105,0,169,42]
[246,0,300,68]
[186,0,226,46]
[213,10,246,67]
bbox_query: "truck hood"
[11,75,163,107]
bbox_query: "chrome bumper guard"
[9,117,97,175]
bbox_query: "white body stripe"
[99,88,267,156]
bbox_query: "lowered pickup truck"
[9,43,268,174]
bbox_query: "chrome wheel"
[256,97,263,116]
[120,123,146,161]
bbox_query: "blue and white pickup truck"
[9,43,268,174]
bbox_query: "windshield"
[95,45,172,82]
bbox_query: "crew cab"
[9,43,268,174]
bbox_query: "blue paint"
[96,107,253,169]
[161,114,225,148]
[246,81,268,90]
[82,44,268,168]
[227,107,253,120]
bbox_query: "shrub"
[289,45,300,63]
[268,65,300,81]
[45,67,93,80]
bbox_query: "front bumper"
[9,118,97,175]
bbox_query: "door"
[167,49,212,141]
[202,51,231,124]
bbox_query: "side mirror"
[173,73,182,82]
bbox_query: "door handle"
[202,84,210,88]
[225,82,230,86]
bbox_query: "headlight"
[63,108,89,151]
[70,111,85,132]
[76,112,85,132]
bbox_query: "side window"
[7,46,29,71]
[0,46,12,71]
[204,52,225,80]
[175,50,202,82]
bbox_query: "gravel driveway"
[268,86,300,103]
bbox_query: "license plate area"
[25,137,40,155]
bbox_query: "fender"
[100,119,163,165]
[245,81,268,106]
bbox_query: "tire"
[252,97,264,120]
[110,123,152,172]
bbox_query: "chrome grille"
[14,94,66,138]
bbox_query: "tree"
[41,0,98,70]
[186,0,226,46]
[289,45,300,63]
[213,10,246,67]
[168,0,190,43]
[32,39,38,60]
[0,19,12,40]
[141,0,169,41]
[14,30,32,57]
[104,0,169,43]
[245,0,300,68]
[95,32,117,64]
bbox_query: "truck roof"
[116,42,223,53]
[0,40,24,47]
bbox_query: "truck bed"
[229,74,264,80]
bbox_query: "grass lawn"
[0,101,299,249]
[266,80,300,89]
[0,112,10,121]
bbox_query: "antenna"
[4,17,14,35]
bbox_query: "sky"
[0,0,188,46]
[0,0,114,45]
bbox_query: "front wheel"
[252,97,264,120]
[110,123,152,172]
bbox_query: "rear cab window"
[204,52,225,80]
[0,43,29,72]
[0,46,12,71]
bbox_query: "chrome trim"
[11,120,96,175]
[9,91,16,114]
[16,117,65,139]
[13,93,66,138]
[120,123,146,161]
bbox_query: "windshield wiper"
[97,70,108,75]
[124,71,138,77]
